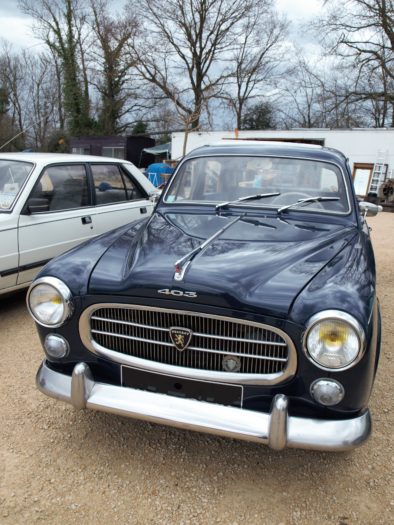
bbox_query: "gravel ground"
[0,212,393,525]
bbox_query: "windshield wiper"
[174,215,243,281]
[277,196,340,214]
[215,192,280,212]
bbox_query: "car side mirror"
[358,201,382,217]
[24,197,50,214]
[148,190,161,204]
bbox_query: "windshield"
[0,160,34,210]
[164,155,350,214]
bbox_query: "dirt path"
[0,213,393,525]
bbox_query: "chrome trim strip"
[79,303,297,386]
[90,329,287,362]
[36,361,372,451]
[90,315,287,346]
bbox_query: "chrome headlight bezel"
[303,310,366,372]
[27,276,73,328]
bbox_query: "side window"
[92,164,143,205]
[32,165,88,212]
[121,168,144,200]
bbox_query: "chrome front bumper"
[36,361,371,451]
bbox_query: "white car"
[0,152,157,295]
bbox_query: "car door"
[0,215,19,292]
[17,163,93,286]
[86,163,154,235]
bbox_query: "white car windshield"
[0,160,33,210]
[164,156,350,214]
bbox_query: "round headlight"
[27,277,73,327]
[304,311,365,371]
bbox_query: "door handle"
[140,207,147,214]
[81,216,92,225]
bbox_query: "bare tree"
[0,43,25,141]
[23,53,61,149]
[277,56,369,129]
[0,75,21,150]
[88,0,140,134]
[317,0,394,110]
[278,57,325,128]
[0,44,64,150]
[130,0,257,131]
[19,0,92,135]
[221,3,288,129]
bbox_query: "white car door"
[0,158,35,293]
[17,161,154,286]
[17,163,94,285]
[0,215,19,291]
[86,162,154,235]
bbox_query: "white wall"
[171,129,394,177]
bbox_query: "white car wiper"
[277,196,340,214]
[215,192,280,212]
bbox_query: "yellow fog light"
[304,311,365,371]
[27,277,73,328]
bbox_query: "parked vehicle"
[28,142,382,451]
[0,153,156,295]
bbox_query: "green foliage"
[132,120,148,135]
[157,132,171,144]
[0,114,23,152]
[241,102,276,130]
[46,130,70,153]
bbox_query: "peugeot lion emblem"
[169,327,193,352]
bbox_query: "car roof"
[0,152,131,164]
[185,140,347,164]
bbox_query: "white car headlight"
[27,277,73,328]
[303,310,365,371]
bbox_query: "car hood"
[88,211,357,318]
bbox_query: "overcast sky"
[0,0,323,52]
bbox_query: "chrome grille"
[82,305,296,382]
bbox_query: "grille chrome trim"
[91,315,287,346]
[90,328,288,362]
[80,303,297,386]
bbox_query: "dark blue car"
[27,141,382,451]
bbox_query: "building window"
[71,147,90,155]
[102,147,125,159]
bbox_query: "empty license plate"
[121,366,243,407]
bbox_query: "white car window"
[0,160,33,210]
[92,164,144,205]
[31,164,89,212]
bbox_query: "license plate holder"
[121,366,243,407]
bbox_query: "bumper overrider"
[37,360,371,451]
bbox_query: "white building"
[171,128,394,199]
